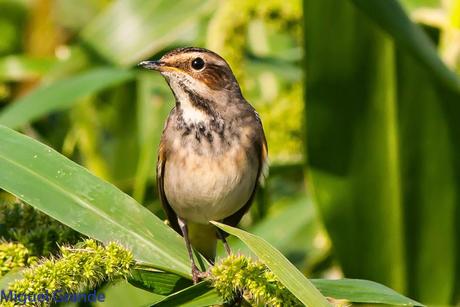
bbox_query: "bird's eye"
[191,57,205,70]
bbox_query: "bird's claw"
[191,265,208,284]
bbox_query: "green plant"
[0,126,420,306]
[304,0,460,305]
[0,242,36,277]
[210,255,301,306]
[1,199,81,257]
[8,240,132,300]
[0,0,455,305]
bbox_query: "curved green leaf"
[305,0,460,304]
[312,279,423,306]
[151,281,222,307]
[95,280,164,307]
[211,222,330,307]
[350,0,460,92]
[0,126,191,277]
[0,68,135,129]
[81,0,217,66]
[222,195,328,270]
[0,55,56,81]
[129,267,192,296]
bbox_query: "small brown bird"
[139,47,268,283]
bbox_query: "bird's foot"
[191,264,208,284]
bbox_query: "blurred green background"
[0,0,459,305]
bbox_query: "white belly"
[164,146,257,224]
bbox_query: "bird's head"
[139,47,243,120]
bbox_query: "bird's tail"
[188,222,217,262]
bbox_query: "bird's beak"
[138,60,165,71]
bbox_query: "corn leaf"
[80,0,217,66]
[151,281,222,307]
[0,125,192,277]
[312,279,423,306]
[0,68,135,129]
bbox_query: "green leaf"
[95,280,165,307]
[399,0,442,12]
[81,0,217,67]
[304,0,460,304]
[0,68,135,129]
[0,125,192,277]
[129,267,192,296]
[211,222,330,307]
[151,281,222,307]
[350,0,460,92]
[312,279,423,306]
[221,195,328,270]
[0,55,56,81]
[395,51,457,304]
[304,0,406,292]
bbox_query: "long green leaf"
[304,0,406,292]
[221,195,328,271]
[95,280,164,307]
[311,279,423,306]
[395,52,457,304]
[350,0,460,92]
[81,0,217,66]
[0,126,191,277]
[126,267,423,306]
[212,222,330,307]
[129,267,192,296]
[0,68,134,129]
[151,281,222,307]
[304,0,460,304]
[0,55,56,81]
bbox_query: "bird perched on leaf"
[139,47,268,283]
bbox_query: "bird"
[139,47,268,283]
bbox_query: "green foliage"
[7,239,133,306]
[0,125,199,277]
[152,281,222,307]
[0,124,420,306]
[304,0,460,305]
[0,0,455,305]
[210,254,301,306]
[207,0,303,161]
[212,222,331,307]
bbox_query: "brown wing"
[157,140,181,234]
[222,124,268,229]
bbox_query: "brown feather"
[222,121,268,230]
[157,139,181,234]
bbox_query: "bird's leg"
[216,228,232,256]
[177,217,201,284]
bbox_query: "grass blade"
[81,0,216,66]
[0,55,56,81]
[0,68,134,129]
[211,222,330,307]
[151,281,222,307]
[351,0,460,92]
[129,268,192,296]
[0,126,191,277]
[312,279,423,306]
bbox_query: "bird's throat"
[172,80,220,125]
